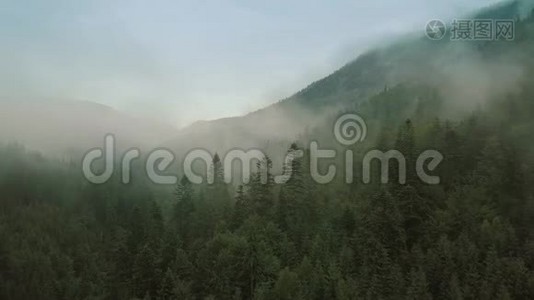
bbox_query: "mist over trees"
[2,1,534,299]
[3,77,534,299]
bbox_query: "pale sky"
[0,0,502,127]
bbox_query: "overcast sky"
[0,0,502,127]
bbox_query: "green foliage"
[2,9,534,298]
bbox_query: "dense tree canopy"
[2,5,534,300]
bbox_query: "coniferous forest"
[2,2,534,300]
[3,80,534,299]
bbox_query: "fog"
[0,0,531,164]
[0,0,505,126]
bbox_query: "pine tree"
[158,268,176,299]
[131,244,160,298]
[406,267,432,300]
[273,267,299,300]
[207,153,232,222]
[248,155,274,217]
[394,118,416,185]
[232,185,250,228]
[173,176,195,242]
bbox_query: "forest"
[2,75,534,299]
[2,2,534,300]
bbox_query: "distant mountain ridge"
[0,100,177,157]
[1,0,532,159]
[163,0,534,155]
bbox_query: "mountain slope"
[165,0,534,156]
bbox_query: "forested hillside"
[2,1,534,299]
[165,1,534,159]
[2,66,534,299]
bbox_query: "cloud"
[0,0,508,127]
